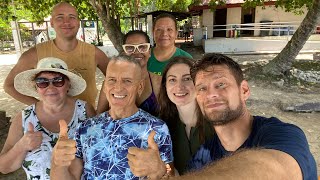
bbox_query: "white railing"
[202,21,320,38]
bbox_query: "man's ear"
[240,80,250,101]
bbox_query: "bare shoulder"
[15,47,38,69]
[94,47,109,62]
[94,47,109,75]
[5,47,37,83]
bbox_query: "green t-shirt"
[147,47,193,76]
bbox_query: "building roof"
[201,0,244,5]
[136,10,191,21]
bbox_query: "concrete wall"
[203,37,320,53]
[255,6,307,23]
[226,7,242,37]
[254,5,307,36]
[202,9,214,39]
[227,7,242,25]
[200,5,308,37]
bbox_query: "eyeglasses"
[35,76,65,88]
[122,43,150,54]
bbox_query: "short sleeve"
[153,123,174,164]
[74,126,83,159]
[254,119,317,179]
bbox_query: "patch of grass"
[292,61,320,71]
[242,62,320,93]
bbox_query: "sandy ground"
[0,46,319,179]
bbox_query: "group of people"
[0,2,317,180]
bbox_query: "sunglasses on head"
[122,43,150,54]
[35,76,65,88]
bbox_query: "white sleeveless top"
[21,99,87,180]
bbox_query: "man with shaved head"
[4,2,109,107]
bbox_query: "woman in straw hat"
[0,57,96,179]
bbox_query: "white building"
[189,0,320,53]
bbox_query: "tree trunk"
[89,0,124,53]
[262,0,320,75]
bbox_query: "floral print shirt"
[21,99,87,180]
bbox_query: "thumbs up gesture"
[127,131,167,179]
[52,120,77,166]
[19,122,43,151]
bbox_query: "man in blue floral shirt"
[50,55,173,180]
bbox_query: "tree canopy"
[0,0,192,51]
[1,0,319,76]
[203,0,313,14]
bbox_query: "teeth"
[175,93,187,97]
[113,95,126,98]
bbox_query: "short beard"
[204,103,244,126]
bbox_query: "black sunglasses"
[35,76,65,88]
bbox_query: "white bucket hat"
[14,57,86,97]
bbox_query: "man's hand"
[18,122,42,151]
[52,120,77,166]
[127,131,167,180]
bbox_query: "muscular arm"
[96,81,109,114]
[4,47,39,105]
[95,47,109,76]
[174,149,302,180]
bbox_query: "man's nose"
[114,81,123,90]
[206,86,219,99]
[63,17,70,23]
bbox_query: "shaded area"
[283,103,320,113]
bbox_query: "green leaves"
[241,0,313,14]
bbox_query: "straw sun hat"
[14,57,86,97]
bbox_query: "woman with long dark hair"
[158,56,213,175]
